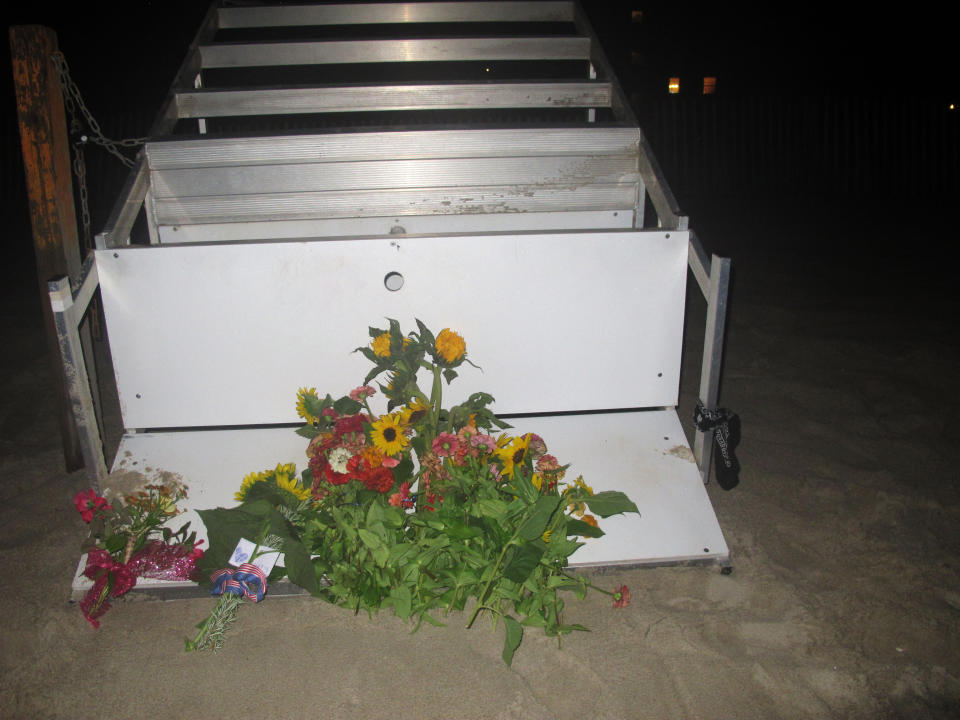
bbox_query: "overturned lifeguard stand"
[54,1,731,597]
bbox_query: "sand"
[1,194,958,719]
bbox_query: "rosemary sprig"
[185,593,242,652]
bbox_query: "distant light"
[632,10,643,23]
[484,67,491,73]
[668,77,680,94]
[703,76,717,95]
[950,103,956,111]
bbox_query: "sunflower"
[296,387,319,424]
[399,398,431,427]
[371,332,392,358]
[235,470,268,502]
[273,463,311,502]
[434,328,466,364]
[370,414,408,456]
[496,434,530,478]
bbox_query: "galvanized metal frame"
[83,0,730,500]
[48,255,108,491]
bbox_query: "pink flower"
[381,456,400,468]
[535,454,561,473]
[349,385,376,402]
[469,432,497,454]
[389,481,414,509]
[612,585,631,609]
[73,488,112,523]
[527,433,547,461]
[432,432,461,458]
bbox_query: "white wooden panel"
[97,230,687,429]
[71,409,727,597]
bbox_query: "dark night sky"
[3,0,956,111]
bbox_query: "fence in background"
[638,95,959,199]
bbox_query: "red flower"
[334,414,366,437]
[612,585,631,609]
[73,488,112,523]
[322,463,351,486]
[362,466,395,493]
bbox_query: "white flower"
[328,447,352,474]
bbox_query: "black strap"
[693,401,741,490]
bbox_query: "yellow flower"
[296,387,319,424]
[399,398,431,426]
[541,529,552,543]
[435,328,466,364]
[371,332,392,358]
[574,476,594,496]
[565,475,594,517]
[496,434,530,478]
[370,414,408,456]
[235,464,309,503]
[235,470,268,502]
[582,514,599,528]
[273,463,310,501]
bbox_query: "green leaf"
[414,318,435,347]
[387,585,412,620]
[371,544,390,568]
[295,425,320,439]
[502,615,523,666]
[444,521,481,540]
[584,491,639,518]
[474,498,509,520]
[357,528,382,550]
[333,396,362,416]
[503,540,546,583]
[283,540,320,595]
[565,518,605,538]
[517,495,561,541]
[442,368,458,384]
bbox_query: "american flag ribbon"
[210,563,268,602]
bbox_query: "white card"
[228,537,281,575]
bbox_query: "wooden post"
[10,25,85,471]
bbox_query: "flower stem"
[466,530,520,629]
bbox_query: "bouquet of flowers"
[73,482,202,627]
[189,320,638,663]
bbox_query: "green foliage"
[195,319,639,662]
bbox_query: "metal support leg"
[688,232,731,484]
[48,256,108,491]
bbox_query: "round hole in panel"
[384,272,404,292]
